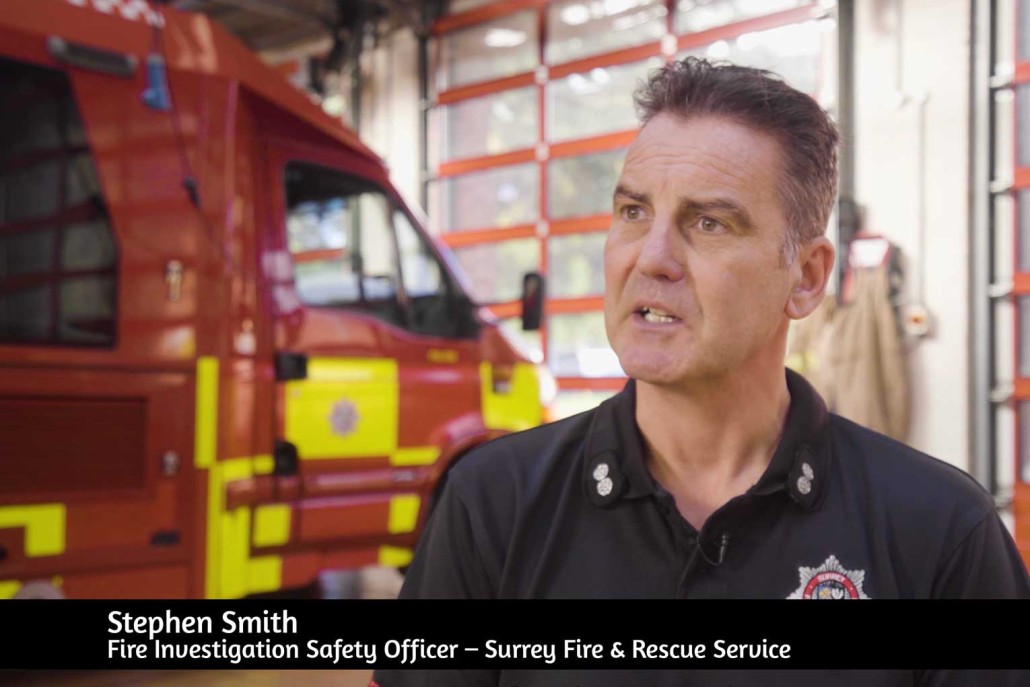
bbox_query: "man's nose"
[635,216,685,282]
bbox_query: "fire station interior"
[2,0,1029,683]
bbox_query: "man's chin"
[618,357,692,387]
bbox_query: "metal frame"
[976,0,1030,562]
[970,0,998,496]
[984,0,1030,564]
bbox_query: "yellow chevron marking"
[0,504,65,557]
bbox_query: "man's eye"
[698,217,723,233]
[621,205,645,220]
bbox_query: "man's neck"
[635,364,791,530]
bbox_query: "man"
[373,58,1029,685]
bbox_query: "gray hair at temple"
[633,57,839,265]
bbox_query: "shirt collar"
[583,368,831,510]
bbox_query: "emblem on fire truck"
[787,555,870,599]
[329,399,360,437]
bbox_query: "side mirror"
[520,271,545,331]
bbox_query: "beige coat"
[787,264,910,442]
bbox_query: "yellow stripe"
[194,357,218,468]
[193,355,284,598]
[204,467,221,598]
[378,546,413,568]
[206,452,287,598]
[303,360,384,382]
[427,348,459,364]
[221,456,253,482]
[253,504,291,547]
[219,505,250,599]
[197,356,220,598]
[0,581,22,599]
[0,504,66,557]
[218,457,253,599]
[284,358,398,460]
[252,454,274,475]
[387,495,421,534]
[391,446,440,466]
[480,361,542,432]
[247,555,282,594]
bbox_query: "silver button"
[797,476,812,495]
[597,477,613,497]
[802,462,814,480]
[592,463,609,481]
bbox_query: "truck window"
[395,210,442,299]
[285,162,467,338]
[393,209,464,337]
[285,162,404,325]
[0,57,118,347]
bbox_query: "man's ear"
[786,236,835,320]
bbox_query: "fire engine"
[0,0,553,599]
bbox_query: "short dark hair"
[634,57,839,262]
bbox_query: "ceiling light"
[484,28,527,48]
[560,4,591,25]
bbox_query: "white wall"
[853,0,972,469]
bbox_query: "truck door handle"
[274,440,299,476]
[150,530,181,547]
[275,352,308,381]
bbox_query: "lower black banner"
[0,599,1025,670]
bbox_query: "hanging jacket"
[787,263,910,442]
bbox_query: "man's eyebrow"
[613,185,649,204]
[681,198,754,231]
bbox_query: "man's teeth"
[641,307,676,324]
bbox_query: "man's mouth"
[637,306,679,324]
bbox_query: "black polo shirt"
[375,369,1030,685]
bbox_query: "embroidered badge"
[796,461,814,495]
[592,462,613,497]
[787,555,869,599]
[329,399,360,437]
[586,453,623,505]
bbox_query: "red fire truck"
[0,0,552,599]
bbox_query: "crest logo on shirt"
[788,554,869,599]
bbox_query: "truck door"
[266,153,481,567]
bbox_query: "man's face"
[603,113,797,387]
